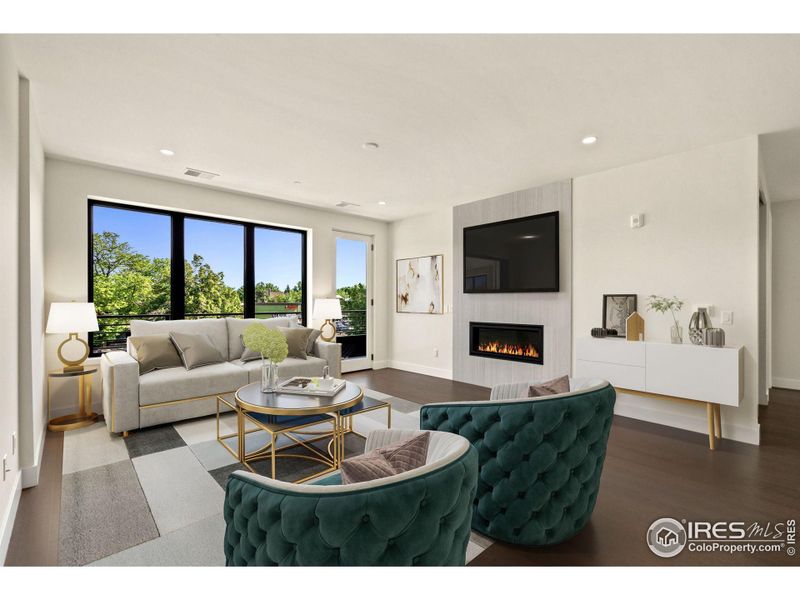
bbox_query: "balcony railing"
[335,309,366,336]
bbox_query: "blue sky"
[336,238,367,288]
[94,205,366,289]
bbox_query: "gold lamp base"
[57,332,90,372]
[320,319,337,342]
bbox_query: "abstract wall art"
[396,255,444,314]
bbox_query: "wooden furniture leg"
[707,403,716,450]
[714,404,722,439]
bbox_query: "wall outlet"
[433,348,439,357]
[721,310,734,325]
[630,214,644,228]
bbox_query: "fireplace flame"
[477,340,540,358]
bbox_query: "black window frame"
[87,198,308,355]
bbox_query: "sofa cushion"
[128,333,183,374]
[130,318,230,361]
[170,331,226,370]
[138,362,249,406]
[529,375,570,397]
[290,322,322,356]
[340,452,397,484]
[233,356,328,385]
[278,326,312,359]
[226,316,298,361]
[239,335,261,363]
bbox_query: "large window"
[88,200,307,353]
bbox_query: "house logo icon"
[647,518,687,558]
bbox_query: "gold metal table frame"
[215,382,390,484]
[47,367,99,432]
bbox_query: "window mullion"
[171,213,185,320]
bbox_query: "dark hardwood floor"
[343,367,490,404]
[5,429,63,566]
[5,369,798,566]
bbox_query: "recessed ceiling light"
[581,136,598,145]
[378,201,387,205]
[362,142,380,150]
[159,148,175,156]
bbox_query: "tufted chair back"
[420,379,615,547]
[223,429,478,566]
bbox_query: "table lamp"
[313,298,342,342]
[46,302,100,372]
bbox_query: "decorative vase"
[670,324,683,344]
[688,308,712,345]
[260,357,278,393]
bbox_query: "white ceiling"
[11,34,800,220]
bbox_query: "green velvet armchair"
[420,378,615,547]
[223,429,479,566]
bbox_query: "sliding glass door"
[335,233,372,372]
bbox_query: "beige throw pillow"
[340,453,397,484]
[129,334,183,375]
[170,331,225,370]
[528,375,571,397]
[239,335,261,363]
[278,326,312,360]
[340,432,431,484]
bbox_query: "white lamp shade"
[46,302,100,334]
[313,298,342,320]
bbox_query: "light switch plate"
[721,310,734,325]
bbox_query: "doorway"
[335,232,373,372]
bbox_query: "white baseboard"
[387,360,453,380]
[21,426,47,489]
[0,472,22,566]
[772,377,800,391]
[371,360,389,370]
[615,395,760,445]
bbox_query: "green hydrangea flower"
[242,323,288,363]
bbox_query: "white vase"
[261,357,278,393]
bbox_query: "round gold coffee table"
[217,382,363,483]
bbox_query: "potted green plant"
[646,295,685,344]
[243,323,288,392]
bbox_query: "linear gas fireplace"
[469,322,544,364]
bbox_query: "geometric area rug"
[57,389,493,566]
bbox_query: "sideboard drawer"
[576,337,646,367]
[576,359,646,391]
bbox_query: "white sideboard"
[576,337,744,449]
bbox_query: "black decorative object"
[591,327,618,338]
[602,294,637,338]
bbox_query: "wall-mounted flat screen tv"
[464,211,559,293]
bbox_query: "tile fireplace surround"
[469,322,544,365]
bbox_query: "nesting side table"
[47,367,99,431]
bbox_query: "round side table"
[47,367,99,431]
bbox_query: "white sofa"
[100,316,342,434]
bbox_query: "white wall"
[0,38,21,565]
[387,207,453,378]
[573,137,761,444]
[770,199,800,390]
[17,76,46,488]
[44,158,390,414]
